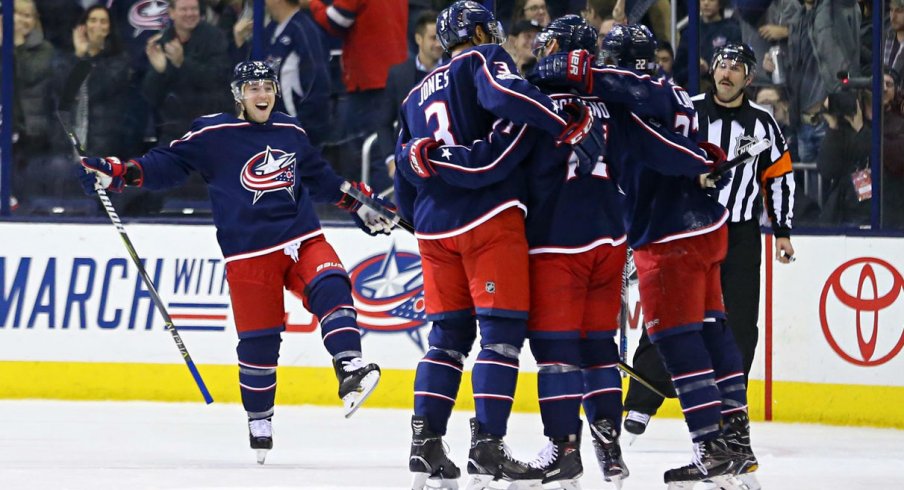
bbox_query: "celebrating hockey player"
[393,2,599,489]
[75,61,393,465]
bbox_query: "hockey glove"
[78,156,129,194]
[572,120,606,176]
[529,50,594,93]
[336,181,396,236]
[557,101,594,146]
[402,138,439,179]
[699,141,727,169]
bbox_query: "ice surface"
[0,401,901,489]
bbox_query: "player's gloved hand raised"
[572,120,606,176]
[557,101,594,146]
[77,156,127,195]
[336,181,396,236]
[529,49,594,93]
[401,138,439,179]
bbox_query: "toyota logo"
[819,257,904,366]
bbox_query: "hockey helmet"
[532,14,598,58]
[231,61,279,102]
[436,1,506,53]
[600,24,657,72]
[710,43,757,78]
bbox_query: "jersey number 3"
[425,102,458,145]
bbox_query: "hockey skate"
[248,418,273,465]
[410,415,461,490]
[622,410,651,445]
[465,418,539,490]
[588,419,629,489]
[525,433,583,490]
[663,436,747,490]
[333,357,381,418]
[722,412,761,490]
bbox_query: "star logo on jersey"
[441,148,452,160]
[240,146,297,204]
[348,243,429,351]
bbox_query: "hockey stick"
[340,180,673,397]
[57,112,214,405]
[618,251,630,366]
[708,138,772,179]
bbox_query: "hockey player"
[76,61,392,465]
[393,2,598,489]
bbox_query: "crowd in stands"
[1,0,902,230]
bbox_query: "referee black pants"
[623,220,762,414]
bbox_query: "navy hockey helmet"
[532,14,598,58]
[231,61,279,102]
[710,43,757,77]
[436,1,506,53]
[600,24,658,72]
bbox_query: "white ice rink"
[1,401,901,489]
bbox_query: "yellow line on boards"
[1,362,901,429]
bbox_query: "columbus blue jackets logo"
[128,0,169,35]
[240,146,297,204]
[348,244,429,350]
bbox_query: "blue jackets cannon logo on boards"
[347,243,428,350]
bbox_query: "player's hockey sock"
[579,337,623,430]
[654,331,722,442]
[413,347,465,436]
[237,333,281,419]
[701,319,748,417]
[530,338,583,439]
[309,275,362,361]
[473,316,527,436]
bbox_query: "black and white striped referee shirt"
[692,92,795,237]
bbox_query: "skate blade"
[737,473,760,490]
[413,472,460,490]
[698,475,749,490]
[255,448,269,465]
[606,475,622,490]
[624,432,639,446]
[540,478,582,489]
[465,475,515,490]
[342,370,381,418]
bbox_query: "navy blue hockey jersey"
[394,43,573,238]
[131,112,346,261]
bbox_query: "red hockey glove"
[699,141,727,170]
[403,138,439,179]
[336,181,396,236]
[557,101,594,146]
[336,181,372,212]
[78,156,130,194]
[529,50,594,93]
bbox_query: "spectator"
[736,0,800,88]
[674,0,742,89]
[582,0,617,31]
[656,40,674,81]
[882,67,904,229]
[33,0,83,51]
[246,0,332,146]
[786,0,860,163]
[512,0,551,27]
[308,0,408,143]
[885,0,904,76]
[506,19,542,74]
[142,0,233,146]
[205,0,243,34]
[375,10,442,183]
[56,5,132,157]
[817,91,871,226]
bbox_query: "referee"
[622,43,797,439]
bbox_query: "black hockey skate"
[526,432,583,490]
[410,415,461,490]
[248,418,273,465]
[663,436,746,489]
[589,418,629,488]
[622,410,651,445]
[465,418,538,489]
[333,357,381,418]
[722,412,761,490]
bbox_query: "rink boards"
[1,222,902,429]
